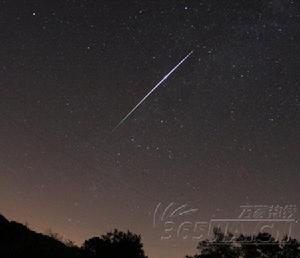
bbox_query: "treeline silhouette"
[1,214,300,258]
[0,214,147,258]
[187,228,300,258]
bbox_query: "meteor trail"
[112,50,193,131]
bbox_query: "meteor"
[112,50,193,131]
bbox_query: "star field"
[0,1,299,258]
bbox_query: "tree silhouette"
[82,229,148,258]
[278,236,300,258]
[186,228,240,258]
[2,213,300,258]
[238,232,281,258]
[1,213,150,258]
[187,228,300,258]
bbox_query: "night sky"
[0,1,299,258]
